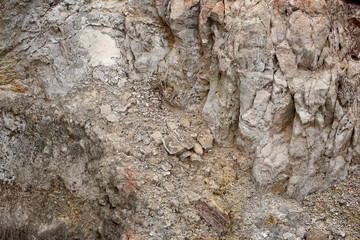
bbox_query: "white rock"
[193,142,204,155]
[151,131,163,146]
[100,104,112,116]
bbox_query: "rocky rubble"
[0,0,359,239]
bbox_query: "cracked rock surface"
[0,0,359,239]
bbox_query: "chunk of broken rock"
[193,142,204,155]
[106,114,117,122]
[100,104,117,122]
[162,134,187,155]
[167,121,178,131]
[179,151,192,161]
[162,129,195,155]
[151,131,163,146]
[100,104,112,116]
[179,116,191,128]
[173,129,195,150]
[190,153,203,163]
[197,129,214,150]
[196,199,230,235]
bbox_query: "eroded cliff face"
[199,0,360,200]
[160,0,360,199]
[0,0,359,239]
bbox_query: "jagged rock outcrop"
[199,0,360,199]
[158,0,359,199]
[0,0,359,238]
[1,0,359,200]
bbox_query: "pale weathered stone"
[167,121,178,131]
[173,129,195,150]
[100,104,112,116]
[193,142,204,155]
[162,129,195,155]
[162,135,186,155]
[151,131,163,146]
[190,153,203,163]
[106,114,117,122]
[179,117,191,128]
[197,129,214,150]
[79,29,120,67]
[179,151,192,161]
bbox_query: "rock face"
[0,0,359,238]
[1,0,359,198]
[200,0,360,199]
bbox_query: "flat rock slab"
[162,134,187,155]
[162,129,195,155]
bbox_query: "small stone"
[190,153,203,163]
[331,227,346,237]
[151,131,163,146]
[162,135,186,155]
[61,144,68,153]
[100,104,112,116]
[179,151,191,161]
[173,129,195,150]
[179,117,191,128]
[197,129,214,150]
[193,142,204,155]
[150,174,160,184]
[99,198,107,206]
[106,114,117,122]
[167,121,178,130]
[117,77,126,88]
[210,1,224,22]
[190,133,198,138]
[163,181,175,192]
[169,199,180,208]
[305,229,328,240]
[163,129,195,155]
[161,163,172,171]
[115,103,130,113]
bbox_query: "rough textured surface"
[0,0,359,239]
[200,0,360,200]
